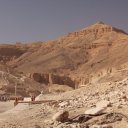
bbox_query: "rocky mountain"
[0,21,128,95]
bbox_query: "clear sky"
[0,0,128,43]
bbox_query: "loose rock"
[52,110,69,122]
[85,107,106,116]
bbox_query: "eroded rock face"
[29,73,49,84]
[67,26,113,38]
[0,44,27,63]
[29,73,75,88]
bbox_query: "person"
[3,96,6,101]
[31,95,36,101]
[31,96,33,101]
[33,95,35,101]
[14,97,18,106]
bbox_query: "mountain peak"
[82,22,128,35]
[66,21,127,39]
[85,22,111,30]
[95,21,105,25]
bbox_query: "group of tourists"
[0,96,10,101]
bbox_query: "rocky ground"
[0,77,128,128]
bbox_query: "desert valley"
[0,22,128,128]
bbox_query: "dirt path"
[0,101,14,113]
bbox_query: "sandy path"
[0,101,14,113]
[5,103,30,114]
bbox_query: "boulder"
[52,110,69,122]
[90,124,113,128]
[85,107,106,115]
[96,100,111,108]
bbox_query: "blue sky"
[0,0,128,43]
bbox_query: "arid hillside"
[0,22,128,128]
[0,22,128,94]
